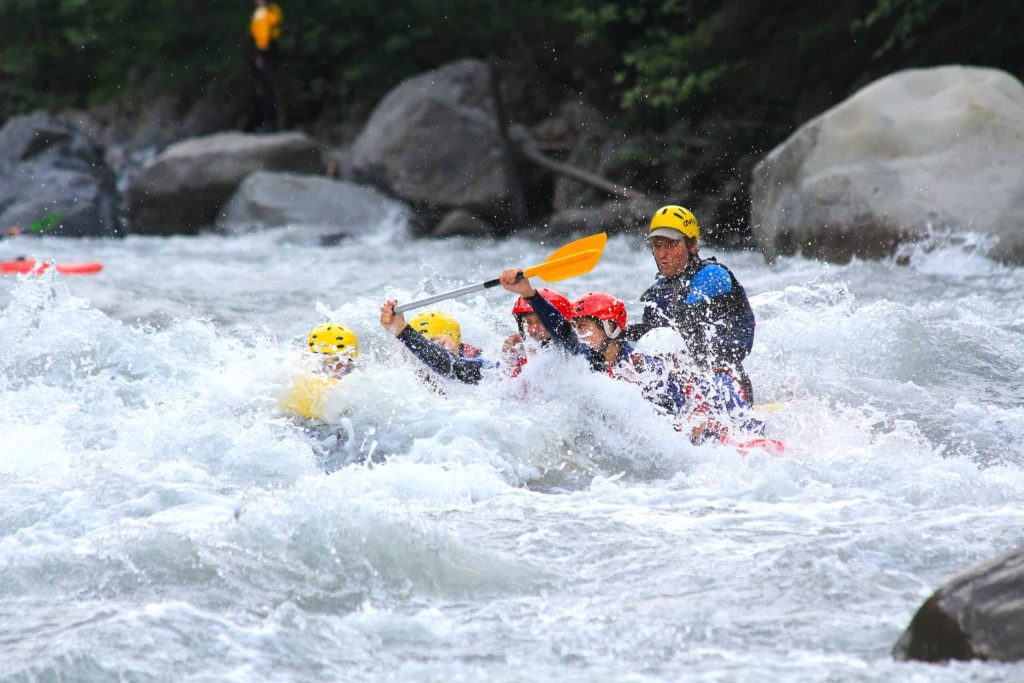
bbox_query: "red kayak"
[0,259,103,275]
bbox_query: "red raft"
[721,435,787,456]
[0,259,103,275]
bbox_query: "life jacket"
[251,3,283,51]
[649,257,753,356]
[676,375,753,443]
[637,256,756,400]
[507,337,556,378]
[509,355,528,378]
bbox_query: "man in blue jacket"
[623,205,756,402]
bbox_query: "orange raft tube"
[0,259,103,275]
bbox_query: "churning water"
[1,225,1022,682]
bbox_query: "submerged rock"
[217,171,410,240]
[125,131,322,235]
[751,66,1024,264]
[893,545,1024,662]
[0,111,120,237]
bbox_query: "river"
[1,226,1022,681]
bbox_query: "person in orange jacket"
[250,0,283,132]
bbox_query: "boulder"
[344,59,515,215]
[430,209,494,238]
[217,171,410,241]
[893,545,1024,662]
[0,112,120,237]
[546,102,612,211]
[750,66,1024,264]
[546,197,658,237]
[125,131,322,235]
[64,90,241,154]
[62,91,244,190]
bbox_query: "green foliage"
[558,1,731,115]
[619,14,729,112]
[852,0,952,56]
[0,0,243,115]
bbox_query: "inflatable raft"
[0,259,103,275]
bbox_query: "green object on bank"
[29,212,63,234]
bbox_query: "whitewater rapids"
[1,226,1022,681]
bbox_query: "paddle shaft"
[390,235,605,314]
[393,277,505,313]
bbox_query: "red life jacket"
[509,355,528,378]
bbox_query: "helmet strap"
[598,336,620,365]
[601,320,621,339]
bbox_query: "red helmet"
[571,292,627,338]
[512,288,573,319]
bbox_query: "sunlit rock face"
[751,66,1024,264]
[893,545,1024,663]
[125,132,322,235]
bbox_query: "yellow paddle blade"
[755,401,788,414]
[523,232,607,282]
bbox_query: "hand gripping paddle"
[393,233,607,313]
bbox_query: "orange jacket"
[250,3,283,51]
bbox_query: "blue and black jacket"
[623,256,755,398]
[396,327,495,384]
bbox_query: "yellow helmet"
[408,311,461,347]
[307,323,358,358]
[649,205,700,240]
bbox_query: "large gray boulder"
[217,171,410,240]
[344,59,514,215]
[893,545,1024,662]
[0,112,120,237]
[64,91,242,182]
[125,131,322,235]
[751,66,1024,264]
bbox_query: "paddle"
[394,232,607,313]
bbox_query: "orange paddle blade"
[523,233,607,282]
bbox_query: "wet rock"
[532,101,654,217]
[893,545,1024,663]
[545,101,612,212]
[0,112,120,237]
[344,59,516,215]
[63,91,244,192]
[546,197,657,237]
[125,131,322,235]
[431,209,493,238]
[751,66,1024,264]
[64,91,241,154]
[217,171,409,240]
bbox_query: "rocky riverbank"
[3,60,1023,265]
